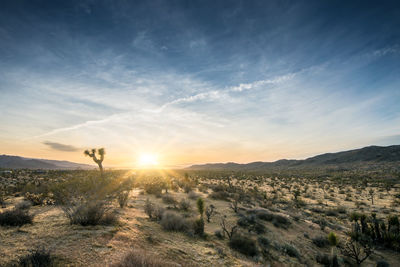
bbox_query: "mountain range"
[187,145,400,171]
[0,155,95,170]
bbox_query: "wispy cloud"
[43,141,79,152]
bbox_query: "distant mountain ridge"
[187,145,400,170]
[0,155,95,170]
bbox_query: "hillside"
[0,155,95,170]
[188,145,400,170]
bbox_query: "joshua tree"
[341,238,373,266]
[328,232,339,267]
[197,198,205,218]
[84,148,105,176]
[195,198,205,236]
[230,195,240,213]
[368,188,375,205]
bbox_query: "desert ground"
[1,169,400,266]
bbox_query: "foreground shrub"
[112,249,178,267]
[160,211,189,232]
[229,234,258,256]
[0,208,34,226]
[62,201,117,226]
[18,247,53,267]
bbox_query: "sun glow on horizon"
[137,153,159,168]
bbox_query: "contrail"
[29,73,295,139]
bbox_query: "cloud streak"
[43,141,80,152]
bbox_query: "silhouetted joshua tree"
[84,148,105,176]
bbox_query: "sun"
[138,153,159,167]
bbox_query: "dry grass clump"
[62,200,118,226]
[113,249,178,267]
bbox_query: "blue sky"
[0,0,399,167]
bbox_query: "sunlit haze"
[0,1,399,168]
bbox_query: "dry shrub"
[62,200,117,226]
[113,249,178,267]
[18,247,53,267]
[179,199,191,211]
[0,208,34,226]
[162,194,178,206]
[160,211,189,232]
[229,234,258,256]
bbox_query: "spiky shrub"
[0,208,34,226]
[84,148,105,176]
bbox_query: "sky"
[0,0,400,168]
